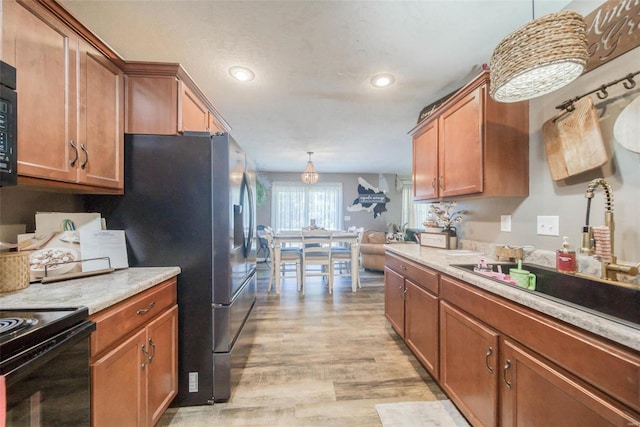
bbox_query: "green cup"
[509,268,536,290]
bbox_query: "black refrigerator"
[86,132,256,406]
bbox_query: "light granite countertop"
[0,267,181,315]
[385,244,639,351]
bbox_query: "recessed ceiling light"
[371,73,395,88]
[229,66,255,82]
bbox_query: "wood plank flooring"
[158,265,446,426]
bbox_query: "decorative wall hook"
[622,74,636,90]
[596,85,608,100]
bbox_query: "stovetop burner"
[0,307,90,360]
[0,317,38,337]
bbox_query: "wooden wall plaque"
[583,0,640,73]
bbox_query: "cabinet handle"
[141,344,150,369]
[70,141,79,167]
[438,176,444,190]
[503,359,512,389]
[136,301,156,315]
[147,338,156,363]
[485,346,494,373]
[402,285,407,299]
[400,264,408,271]
[431,177,436,190]
[80,144,88,169]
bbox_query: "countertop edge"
[0,267,181,315]
[385,244,639,352]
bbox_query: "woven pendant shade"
[490,10,588,103]
[301,152,319,184]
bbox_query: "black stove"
[1,307,95,425]
[0,307,93,380]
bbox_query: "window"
[271,181,343,231]
[400,185,430,228]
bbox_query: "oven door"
[3,321,95,426]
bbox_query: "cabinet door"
[4,0,78,182]
[146,306,178,426]
[405,280,439,379]
[78,39,124,189]
[501,339,639,427]
[92,329,146,427]
[384,267,405,338]
[180,83,209,132]
[125,75,179,135]
[413,119,439,200]
[439,86,484,197]
[440,301,499,427]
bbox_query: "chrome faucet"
[581,178,638,281]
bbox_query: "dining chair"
[331,228,363,290]
[264,228,302,292]
[301,230,333,294]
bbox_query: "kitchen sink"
[451,263,639,328]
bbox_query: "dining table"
[271,230,360,294]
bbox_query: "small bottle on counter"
[557,236,576,274]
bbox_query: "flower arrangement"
[423,201,465,232]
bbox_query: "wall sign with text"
[584,0,640,73]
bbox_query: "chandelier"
[301,152,319,184]
[489,10,588,103]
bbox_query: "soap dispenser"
[557,236,576,274]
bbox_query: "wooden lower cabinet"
[440,301,499,426]
[405,280,439,379]
[384,253,440,379]
[500,339,638,427]
[92,329,146,426]
[384,253,640,426]
[90,279,178,426]
[384,266,405,338]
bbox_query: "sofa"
[359,230,387,271]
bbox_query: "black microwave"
[0,60,17,187]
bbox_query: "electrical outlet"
[537,216,559,236]
[500,215,512,232]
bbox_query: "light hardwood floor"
[159,265,446,426]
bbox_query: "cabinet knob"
[70,141,79,167]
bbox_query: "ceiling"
[60,0,571,175]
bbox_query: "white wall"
[454,34,639,264]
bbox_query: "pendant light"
[301,152,319,185]
[489,5,588,103]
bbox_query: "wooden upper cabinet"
[124,62,230,135]
[439,86,484,197]
[179,83,209,133]
[4,0,78,183]
[412,119,438,200]
[78,40,124,189]
[409,70,529,201]
[2,0,124,192]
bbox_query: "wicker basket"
[0,251,31,293]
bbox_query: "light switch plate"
[500,215,512,232]
[537,216,559,236]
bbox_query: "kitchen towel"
[375,400,470,427]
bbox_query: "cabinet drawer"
[90,278,177,358]
[386,253,439,294]
[441,275,640,412]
